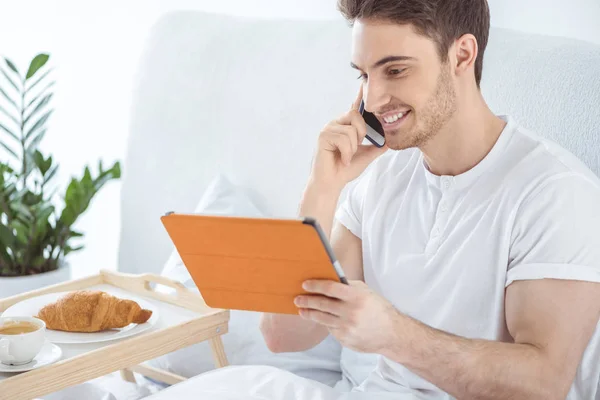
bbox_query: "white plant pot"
[0,264,72,300]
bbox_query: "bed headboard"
[118,11,600,274]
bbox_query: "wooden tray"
[0,269,230,400]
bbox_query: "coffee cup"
[0,316,46,366]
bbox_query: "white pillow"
[150,174,343,387]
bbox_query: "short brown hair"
[338,0,490,87]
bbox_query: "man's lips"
[378,110,411,132]
[379,109,411,123]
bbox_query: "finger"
[349,110,368,142]
[303,279,353,301]
[298,308,340,328]
[348,280,367,288]
[351,85,364,111]
[335,110,366,145]
[324,124,358,155]
[335,111,353,125]
[321,131,354,166]
[294,294,345,317]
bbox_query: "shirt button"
[440,202,447,213]
[442,180,451,189]
[432,227,440,237]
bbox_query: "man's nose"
[363,80,391,114]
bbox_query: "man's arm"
[298,174,600,398]
[384,176,600,399]
[260,190,364,353]
[260,85,385,353]
[382,279,600,400]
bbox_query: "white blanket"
[144,366,423,400]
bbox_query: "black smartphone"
[359,99,386,148]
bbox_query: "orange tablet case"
[160,213,345,314]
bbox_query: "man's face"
[351,19,457,150]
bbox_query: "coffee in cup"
[0,321,40,335]
[0,316,46,365]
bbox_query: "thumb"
[353,144,388,169]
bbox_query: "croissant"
[36,290,153,332]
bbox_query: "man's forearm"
[261,182,342,353]
[298,180,342,239]
[383,313,565,400]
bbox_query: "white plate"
[0,341,62,372]
[1,290,159,344]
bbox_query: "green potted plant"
[0,53,121,297]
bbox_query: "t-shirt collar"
[423,115,515,192]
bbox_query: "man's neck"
[420,92,507,177]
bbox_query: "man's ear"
[452,33,478,81]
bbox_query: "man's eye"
[389,68,405,76]
[356,73,368,81]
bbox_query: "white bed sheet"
[144,365,422,400]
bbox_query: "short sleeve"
[334,167,375,240]
[506,174,600,287]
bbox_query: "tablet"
[160,213,348,314]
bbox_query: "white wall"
[0,0,598,280]
[489,0,600,43]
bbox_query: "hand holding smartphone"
[359,99,386,148]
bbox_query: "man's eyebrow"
[350,55,417,70]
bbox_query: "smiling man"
[259,0,600,399]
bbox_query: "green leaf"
[31,256,46,268]
[32,150,48,175]
[83,166,92,186]
[59,206,75,228]
[4,181,17,199]
[22,150,37,180]
[65,178,80,203]
[11,219,29,246]
[26,82,55,111]
[94,173,118,191]
[4,58,19,75]
[69,230,84,238]
[0,86,17,109]
[25,110,53,141]
[0,223,15,248]
[0,104,19,126]
[0,247,14,269]
[11,202,33,220]
[24,192,42,206]
[112,162,122,177]
[24,93,53,126]
[25,68,53,97]
[26,54,49,80]
[43,155,53,177]
[1,67,19,92]
[93,162,121,191]
[0,161,13,172]
[60,179,82,226]
[0,141,18,159]
[77,179,90,204]
[64,244,84,256]
[0,121,19,141]
[35,204,54,230]
[43,164,58,184]
[26,128,46,150]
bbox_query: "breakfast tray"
[0,269,230,400]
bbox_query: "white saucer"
[2,290,160,344]
[0,341,62,373]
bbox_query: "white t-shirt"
[335,115,600,399]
